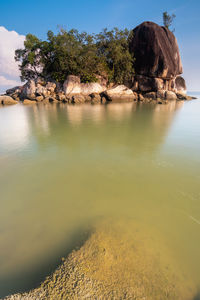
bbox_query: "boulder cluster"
[2,74,192,107]
[0,21,195,106]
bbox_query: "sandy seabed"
[3,219,198,300]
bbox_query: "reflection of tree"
[25,101,184,156]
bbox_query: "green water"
[0,97,200,297]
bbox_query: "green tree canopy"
[95,28,134,84]
[15,27,135,84]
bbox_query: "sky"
[0,0,199,92]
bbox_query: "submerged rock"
[4,219,197,300]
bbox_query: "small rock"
[0,95,18,105]
[157,90,166,99]
[36,96,44,102]
[90,93,101,103]
[144,92,157,100]
[101,97,107,104]
[23,99,37,105]
[46,81,56,93]
[49,97,58,103]
[85,95,92,102]
[138,94,145,102]
[157,100,163,104]
[43,97,50,103]
[72,95,86,104]
[165,91,177,100]
[57,92,66,101]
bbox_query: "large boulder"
[63,75,106,96]
[21,80,36,99]
[129,22,183,79]
[103,85,136,102]
[175,76,187,94]
[165,91,177,100]
[6,86,22,95]
[135,75,164,92]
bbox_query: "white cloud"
[0,26,25,93]
[0,75,21,87]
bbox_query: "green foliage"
[15,27,135,84]
[163,11,176,31]
[15,34,42,81]
[95,28,134,84]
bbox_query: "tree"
[95,28,134,84]
[15,27,135,84]
[163,11,176,31]
[43,28,104,83]
[15,34,44,81]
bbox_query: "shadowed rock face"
[175,76,187,93]
[129,21,183,79]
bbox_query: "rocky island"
[0,22,195,107]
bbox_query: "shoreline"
[0,74,197,107]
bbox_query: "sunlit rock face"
[129,22,185,93]
[63,75,106,96]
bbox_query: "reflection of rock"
[0,105,30,150]
[5,220,196,299]
[106,102,136,121]
[66,104,105,125]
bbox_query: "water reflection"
[0,101,184,156]
[0,101,182,157]
[0,105,30,154]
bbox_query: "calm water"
[0,96,200,297]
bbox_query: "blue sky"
[0,0,199,91]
